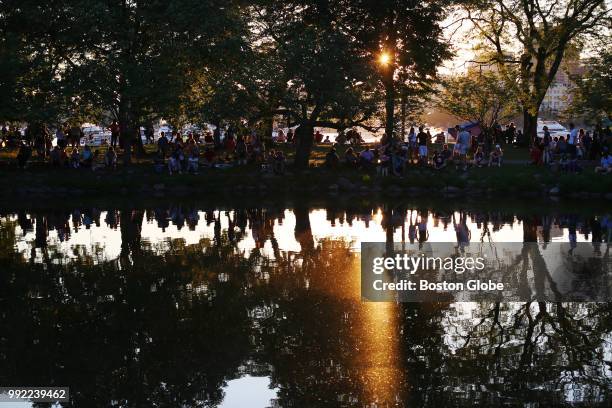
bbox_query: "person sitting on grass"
[488,145,503,167]
[81,145,93,168]
[16,142,32,169]
[203,146,216,168]
[153,149,165,173]
[250,139,264,164]
[225,134,236,153]
[105,146,118,169]
[559,154,569,172]
[345,147,358,167]
[203,131,214,145]
[432,150,446,170]
[568,157,582,173]
[529,143,543,165]
[391,147,407,176]
[472,146,486,167]
[359,147,375,170]
[595,148,611,174]
[325,146,340,168]
[50,146,61,166]
[274,150,286,175]
[70,148,80,168]
[441,144,452,163]
[377,150,390,176]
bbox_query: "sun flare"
[378,52,391,65]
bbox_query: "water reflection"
[0,204,610,407]
[6,206,612,262]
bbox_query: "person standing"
[506,122,516,144]
[568,122,578,158]
[157,131,169,156]
[69,124,83,148]
[455,125,471,171]
[145,125,154,144]
[109,121,120,148]
[56,125,67,149]
[417,126,428,165]
[542,126,552,164]
[213,126,222,149]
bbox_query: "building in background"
[540,62,585,117]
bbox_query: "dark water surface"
[0,200,610,407]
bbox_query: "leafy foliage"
[568,50,612,123]
[437,71,519,131]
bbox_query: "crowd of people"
[529,123,612,174]
[2,120,611,176]
[319,122,611,176]
[152,128,285,175]
[323,125,505,174]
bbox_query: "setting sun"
[378,52,391,65]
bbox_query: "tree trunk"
[294,205,314,252]
[266,116,274,149]
[384,72,395,141]
[294,122,314,169]
[120,209,144,262]
[134,125,145,156]
[522,109,538,147]
[400,92,406,142]
[118,95,136,165]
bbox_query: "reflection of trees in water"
[0,220,254,407]
[0,209,611,407]
[444,302,612,406]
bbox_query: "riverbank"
[1,160,610,201]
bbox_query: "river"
[0,199,610,407]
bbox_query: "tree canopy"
[457,0,610,138]
[3,0,610,166]
[437,70,519,131]
[568,49,612,123]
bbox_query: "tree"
[251,0,380,168]
[437,70,519,133]
[460,0,610,140]
[568,49,612,123]
[341,0,452,140]
[1,0,246,163]
[0,1,68,125]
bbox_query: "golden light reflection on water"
[358,301,403,406]
[314,245,403,406]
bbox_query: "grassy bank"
[0,143,610,200]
